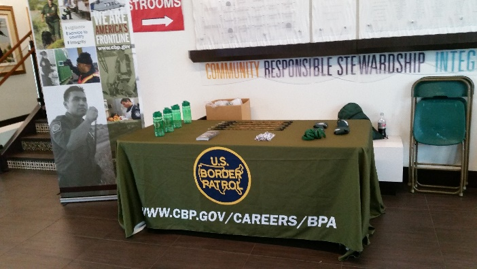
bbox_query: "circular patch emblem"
[194,147,251,205]
[50,122,62,134]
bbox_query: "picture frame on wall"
[0,5,26,76]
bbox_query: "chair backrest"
[413,97,466,145]
[413,80,470,98]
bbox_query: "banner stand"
[60,195,117,204]
[27,0,143,203]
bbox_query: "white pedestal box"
[373,136,403,182]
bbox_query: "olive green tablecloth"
[116,120,385,258]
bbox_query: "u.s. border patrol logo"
[51,122,61,134]
[194,147,251,205]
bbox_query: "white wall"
[0,0,38,121]
[0,121,22,146]
[132,0,477,171]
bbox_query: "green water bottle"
[163,107,174,133]
[171,104,182,128]
[153,111,165,137]
[182,100,192,124]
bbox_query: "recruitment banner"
[27,0,143,203]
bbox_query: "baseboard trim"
[402,167,476,188]
[378,182,401,195]
[379,168,476,195]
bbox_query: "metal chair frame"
[409,76,473,196]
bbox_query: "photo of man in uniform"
[50,86,103,187]
[39,51,54,86]
[41,0,62,41]
[65,52,100,84]
[120,98,141,120]
[99,48,137,98]
[114,49,135,96]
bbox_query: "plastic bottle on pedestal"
[171,104,182,128]
[153,111,165,137]
[163,107,174,133]
[182,101,192,124]
[378,112,387,138]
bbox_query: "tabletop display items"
[163,107,174,133]
[182,101,192,124]
[171,104,182,128]
[334,119,350,135]
[153,111,165,137]
[196,130,219,141]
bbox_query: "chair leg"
[409,141,413,191]
[410,141,417,193]
[463,140,469,190]
[409,159,413,191]
[459,143,465,196]
[409,139,417,193]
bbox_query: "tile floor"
[0,169,476,268]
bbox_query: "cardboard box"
[206,98,251,120]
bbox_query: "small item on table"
[302,128,326,140]
[314,122,328,129]
[334,119,350,135]
[255,132,275,141]
[196,130,220,141]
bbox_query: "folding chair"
[409,76,473,196]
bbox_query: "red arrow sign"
[130,0,184,32]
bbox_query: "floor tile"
[64,260,132,269]
[9,230,99,260]
[75,240,168,268]
[425,189,477,212]
[0,251,72,269]
[443,259,477,269]
[105,227,181,247]
[0,242,16,257]
[151,246,248,269]
[344,234,446,268]
[381,190,429,210]
[172,232,255,254]
[244,255,341,269]
[6,199,65,221]
[250,239,342,264]
[430,210,477,230]
[0,213,57,244]
[371,207,434,234]
[44,215,120,239]
[435,227,477,244]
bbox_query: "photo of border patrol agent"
[65,52,101,84]
[41,0,62,41]
[120,98,141,120]
[113,49,135,96]
[39,51,54,86]
[50,86,103,187]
